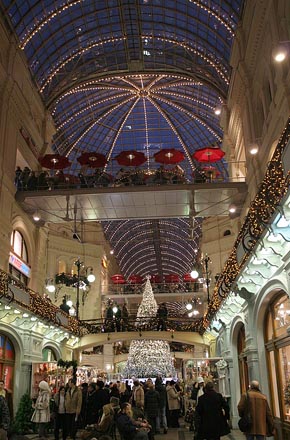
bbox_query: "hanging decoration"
[115,150,147,167]
[77,152,107,168]
[123,277,175,378]
[111,274,126,284]
[128,274,143,284]
[154,148,185,164]
[38,154,71,170]
[192,146,225,163]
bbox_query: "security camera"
[72,232,82,242]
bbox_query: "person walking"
[154,377,168,434]
[144,379,160,435]
[238,380,274,440]
[0,380,13,418]
[195,381,230,440]
[166,380,181,428]
[53,386,66,440]
[31,380,51,440]
[64,378,82,440]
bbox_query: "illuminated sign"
[9,252,31,277]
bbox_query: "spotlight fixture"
[186,302,193,311]
[190,268,199,279]
[33,211,41,222]
[87,268,95,283]
[112,305,118,314]
[46,279,56,293]
[249,145,259,155]
[229,204,237,214]
[272,44,288,62]
[214,107,221,115]
[110,249,114,255]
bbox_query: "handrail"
[0,269,80,335]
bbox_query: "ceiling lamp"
[185,302,193,311]
[214,107,221,115]
[249,145,259,155]
[229,204,237,214]
[272,43,289,62]
[46,279,56,293]
[33,211,41,222]
[86,268,96,283]
[190,268,199,279]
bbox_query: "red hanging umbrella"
[154,149,185,165]
[151,274,162,283]
[111,274,126,284]
[39,154,71,170]
[192,146,225,163]
[128,274,143,284]
[165,274,180,283]
[77,152,107,168]
[201,165,221,180]
[115,150,147,167]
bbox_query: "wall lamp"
[45,278,56,293]
[272,41,290,63]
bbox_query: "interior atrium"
[0,0,290,438]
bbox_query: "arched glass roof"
[2,0,245,277]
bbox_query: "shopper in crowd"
[191,376,205,405]
[195,381,230,440]
[60,298,70,314]
[114,305,122,332]
[131,380,144,413]
[85,383,98,426]
[0,380,13,418]
[166,380,181,428]
[156,303,168,331]
[144,379,160,435]
[105,305,114,332]
[80,383,88,428]
[64,378,82,440]
[120,382,131,404]
[81,403,115,440]
[122,304,129,330]
[155,377,168,434]
[95,381,110,421]
[53,386,66,440]
[31,380,51,439]
[110,383,120,399]
[116,402,150,440]
[238,380,274,440]
[0,395,10,440]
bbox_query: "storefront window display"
[0,335,15,390]
[265,293,290,423]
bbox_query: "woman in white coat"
[31,380,51,439]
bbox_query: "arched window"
[265,292,290,420]
[237,324,248,395]
[0,335,15,390]
[9,230,30,285]
[10,230,28,262]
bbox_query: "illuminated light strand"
[19,0,84,49]
[154,94,222,142]
[115,226,151,255]
[151,80,203,92]
[139,75,150,170]
[39,37,126,92]
[147,96,195,171]
[156,90,216,111]
[141,35,230,84]
[55,92,133,131]
[121,248,156,272]
[104,98,141,171]
[188,0,236,35]
[64,95,135,156]
[52,85,134,114]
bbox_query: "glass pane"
[279,346,290,421]
[269,350,280,417]
[13,230,22,256]
[274,295,290,337]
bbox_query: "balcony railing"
[0,269,80,335]
[14,161,246,192]
[102,282,204,296]
[81,315,203,334]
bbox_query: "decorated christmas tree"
[123,277,175,378]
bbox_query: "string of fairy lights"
[198,117,290,333]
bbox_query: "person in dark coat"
[53,386,66,440]
[238,380,274,439]
[155,377,168,434]
[95,381,110,420]
[85,383,98,425]
[156,303,168,331]
[0,395,10,440]
[195,382,230,440]
[144,380,160,435]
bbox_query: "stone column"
[103,343,114,380]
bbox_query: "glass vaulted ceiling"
[2,0,245,277]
